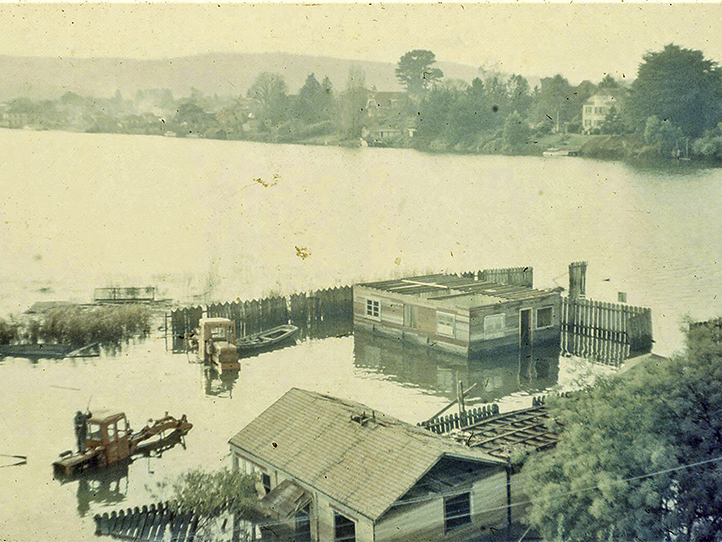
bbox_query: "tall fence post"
[569,261,588,300]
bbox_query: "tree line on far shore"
[5,43,722,161]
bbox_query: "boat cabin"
[353,274,562,357]
[86,411,131,466]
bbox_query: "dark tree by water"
[247,72,290,126]
[529,74,577,131]
[628,44,722,138]
[395,49,444,95]
[523,322,722,542]
[294,73,333,124]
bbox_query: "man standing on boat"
[73,410,92,453]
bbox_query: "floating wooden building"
[229,388,514,542]
[353,274,562,357]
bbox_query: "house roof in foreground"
[229,387,505,521]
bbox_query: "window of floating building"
[444,492,471,533]
[436,312,456,337]
[536,306,554,329]
[484,314,505,338]
[403,304,418,328]
[334,511,356,542]
[365,299,380,320]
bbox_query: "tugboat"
[52,410,192,478]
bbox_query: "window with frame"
[444,492,471,533]
[484,314,505,338]
[536,307,553,329]
[436,312,456,337]
[365,299,380,320]
[334,511,356,542]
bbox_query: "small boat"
[542,147,581,157]
[236,324,299,354]
[0,343,72,359]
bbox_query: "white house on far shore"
[582,90,624,132]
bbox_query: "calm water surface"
[0,130,720,540]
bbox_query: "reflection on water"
[203,367,240,399]
[352,330,560,407]
[73,463,129,517]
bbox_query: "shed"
[353,274,562,357]
[229,388,512,542]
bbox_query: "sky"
[0,3,721,83]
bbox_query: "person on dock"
[74,410,92,453]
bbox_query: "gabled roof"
[229,388,505,522]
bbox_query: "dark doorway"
[295,504,311,542]
[520,309,533,349]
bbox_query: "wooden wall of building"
[374,467,508,542]
[469,294,561,348]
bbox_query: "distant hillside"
[0,52,484,100]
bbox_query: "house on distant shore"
[353,274,562,357]
[229,388,513,542]
[365,91,409,120]
[582,90,625,133]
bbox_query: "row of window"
[584,105,610,115]
[364,299,554,337]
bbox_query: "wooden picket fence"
[560,297,653,366]
[460,266,534,288]
[419,403,501,434]
[169,286,353,351]
[94,502,199,542]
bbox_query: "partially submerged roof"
[452,405,559,460]
[229,388,505,521]
[357,274,558,308]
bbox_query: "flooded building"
[229,388,511,542]
[353,274,562,357]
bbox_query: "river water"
[0,130,720,541]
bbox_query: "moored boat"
[236,324,299,354]
[542,147,581,157]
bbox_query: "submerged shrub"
[0,318,19,344]
[39,304,153,347]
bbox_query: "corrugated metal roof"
[229,388,505,521]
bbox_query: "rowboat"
[236,324,299,354]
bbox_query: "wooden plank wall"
[560,297,653,366]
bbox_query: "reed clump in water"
[39,304,153,348]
